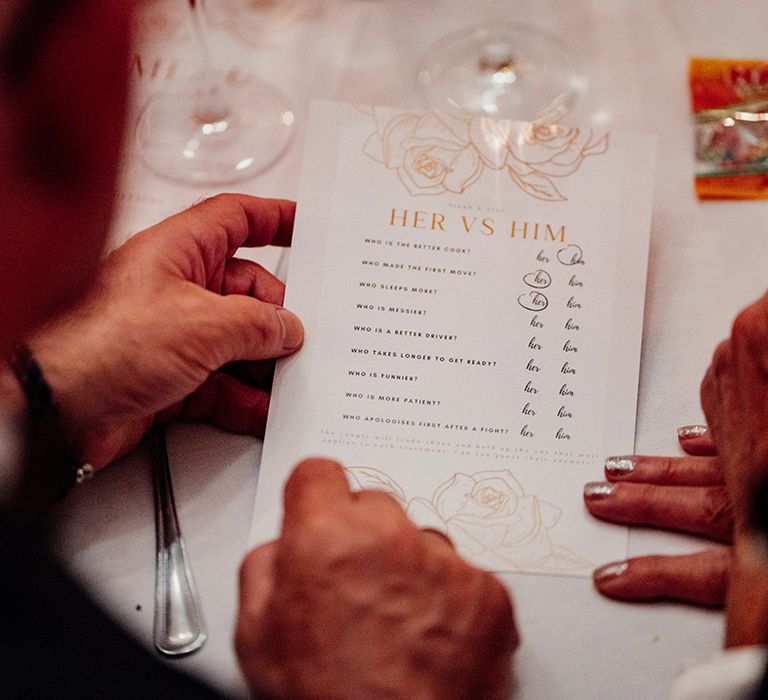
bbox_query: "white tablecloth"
[53,1,768,697]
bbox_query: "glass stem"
[189,0,228,123]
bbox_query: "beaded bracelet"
[9,345,93,501]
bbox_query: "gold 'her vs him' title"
[388,208,567,242]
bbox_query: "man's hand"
[27,194,303,469]
[236,459,518,700]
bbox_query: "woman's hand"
[27,194,303,469]
[587,292,768,646]
[584,426,732,606]
[701,294,768,531]
[700,294,768,646]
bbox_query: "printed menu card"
[249,100,655,576]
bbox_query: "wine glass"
[135,0,295,185]
[416,20,586,123]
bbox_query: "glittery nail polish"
[605,456,636,476]
[677,424,707,440]
[593,561,629,581]
[583,481,615,499]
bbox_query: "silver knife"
[150,425,207,656]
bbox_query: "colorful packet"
[689,57,768,199]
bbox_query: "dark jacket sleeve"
[0,511,234,699]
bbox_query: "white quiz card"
[249,100,655,575]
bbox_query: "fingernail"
[677,424,707,440]
[593,560,629,582]
[584,481,615,499]
[276,308,303,350]
[605,456,635,476]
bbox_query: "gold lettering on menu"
[389,209,446,231]
[460,216,495,236]
[388,208,567,242]
[546,224,566,242]
[510,221,530,239]
[509,222,566,242]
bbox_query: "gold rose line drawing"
[346,467,593,573]
[362,108,609,202]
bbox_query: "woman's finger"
[584,481,732,542]
[677,424,717,456]
[593,547,730,606]
[604,454,722,486]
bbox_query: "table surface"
[52,1,768,697]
